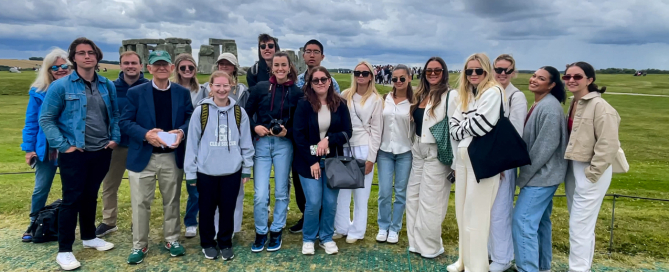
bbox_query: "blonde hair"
[342,61,381,106]
[207,71,236,97]
[31,48,71,92]
[456,53,501,111]
[170,53,200,92]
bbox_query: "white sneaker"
[386,231,399,244]
[420,247,444,258]
[83,238,115,251]
[408,247,418,253]
[446,261,464,272]
[302,242,315,255]
[489,261,513,272]
[375,230,388,242]
[345,237,358,244]
[185,226,197,238]
[319,241,339,254]
[56,252,81,271]
[332,233,345,239]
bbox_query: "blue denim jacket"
[39,72,120,153]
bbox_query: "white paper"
[158,132,177,147]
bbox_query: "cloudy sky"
[1,0,668,70]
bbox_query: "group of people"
[21,33,621,272]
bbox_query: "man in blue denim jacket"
[39,37,119,271]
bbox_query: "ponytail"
[588,83,606,94]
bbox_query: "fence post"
[608,194,617,255]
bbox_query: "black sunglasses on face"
[179,65,195,72]
[311,77,329,85]
[494,67,514,74]
[425,68,443,75]
[51,64,69,71]
[465,68,484,76]
[391,77,406,83]
[354,71,371,77]
[562,74,584,81]
[260,43,275,50]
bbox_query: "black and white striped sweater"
[449,85,506,148]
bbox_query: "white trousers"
[453,147,500,272]
[214,180,245,234]
[335,145,374,239]
[487,168,516,264]
[565,160,612,272]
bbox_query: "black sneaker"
[22,225,32,242]
[288,218,304,233]
[251,233,267,253]
[202,247,218,260]
[220,247,234,261]
[95,223,118,238]
[267,230,283,252]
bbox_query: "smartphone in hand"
[447,171,455,183]
[29,156,37,169]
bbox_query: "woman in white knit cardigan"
[448,53,507,272]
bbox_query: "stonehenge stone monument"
[198,45,217,75]
[119,37,192,72]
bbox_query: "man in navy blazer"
[119,50,193,264]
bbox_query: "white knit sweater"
[449,85,506,148]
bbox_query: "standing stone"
[155,44,167,52]
[165,43,175,60]
[286,50,299,69]
[165,37,192,44]
[198,45,216,75]
[135,44,149,72]
[296,47,307,74]
[223,41,238,58]
[126,44,137,52]
[119,46,125,55]
[174,44,192,56]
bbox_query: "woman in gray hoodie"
[184,71,254,261]
[512,66,567,272]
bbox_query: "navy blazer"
[292,98,353,179]
[120,82,194,172]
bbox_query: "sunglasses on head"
[51,64,69,71]
[391,77,406,83]
[465,68,484,76]
[311,77,329,85]
[425,68,443,75]
[179,65,195,72]
[260,43,275,50]
[561,74,584,81]
[354,71,371,77]
[494,67,514,74]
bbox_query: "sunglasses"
[562,74,585,81]
[354,71,371,77]
[465,68,484,76]
[494,67,514,74]
[425,68,443,75]
[391,77,406,83]
[51,64,69,71]
[311,77,329,85]
[179,65,195,72]
[260,43,275,50]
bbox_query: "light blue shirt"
[297,71,341,93]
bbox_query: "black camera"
[269,119,284,135]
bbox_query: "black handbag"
[467,87,531,181]
[324,132,366,189]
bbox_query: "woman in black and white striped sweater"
[447,53,507,272]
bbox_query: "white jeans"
[488,168,516,264]
[565,160,612,272]
[335,145,374,239]
[453,147,500,272]
[214,180,245,234]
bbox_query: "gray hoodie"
[184,97,254,180]
[201,82,250,108]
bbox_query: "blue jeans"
[253,136,293,234]
[184,184,199,227]
[376,150,412,233]
[30,157,58,222]
[299,162,339,243]
[512,185,558,272]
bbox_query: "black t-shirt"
[413,108,426,136]
[152,87,174,153]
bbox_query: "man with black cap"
[120,50,194,264]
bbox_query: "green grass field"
[0,70,667,271]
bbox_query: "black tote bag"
[467,87,531,181]
[324,132,366,189]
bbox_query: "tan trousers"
[406,140,451,256]
[129,153,183,249]
[453,147,500,272]
[100,146,128,226]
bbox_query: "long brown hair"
[303,66,342,113]
[272,51,298,83]
[391,64,414,103]
[411,57,449,118]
